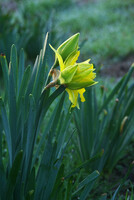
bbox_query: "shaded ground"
[100,55,134,77]
[91,141,134,199]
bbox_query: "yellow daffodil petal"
[89,71,96,79]
[77,63,94,71]
[65,50,80,67]
[49,44,65,71]
[80,59,91,64]
[66,88,79,108]
[78,88,86,102]
[65,65,96,89]
[66,88,86,108]
[72,67,94,82]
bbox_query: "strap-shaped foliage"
[74,64,134,173]
[0,33,99,200]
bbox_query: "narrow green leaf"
[0,97,12,166]
[0,120,3,162]
[24,56,39,115]
[32,33,49,102]
[98,76,125,114]
[56,111,72,156]
[23,94,36,183]
[17,65,31,109]
[26,56,38,97]
[0,162,6,198]
[40,86,65,117]
[49,92,66,134]
[32,50,43,101]
[117,64,134,98]
[32,93,65,167]
[79,181,95,200]
[42,32,48,63]
[35,136,55,199]
[0,54,9,99]
[65,178,73,200]
[8,62,17,157]
[42,157,62,200]
[78,170,99,189]
[18,48,25,93]
[111,185,121,200]
[50,164,65,198]
[0,122,6,198]
[6,150,23,199]
[25,167,35,200]
[65,150,103,179]
[10,44,18,93]
[72,171,99,196]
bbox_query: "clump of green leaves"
[0,33,99,200]
[74,64,134,173]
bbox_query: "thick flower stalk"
[48,33,97,108]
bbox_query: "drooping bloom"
[49,33,97,108]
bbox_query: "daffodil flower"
[47,33,97,108]
[49,45,97,108]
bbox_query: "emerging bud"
[53,33,79,68]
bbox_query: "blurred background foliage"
[0,0,134,65]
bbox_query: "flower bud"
[53,33,79,67]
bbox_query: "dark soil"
[100,56,134,77]
[92,141,134,199]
